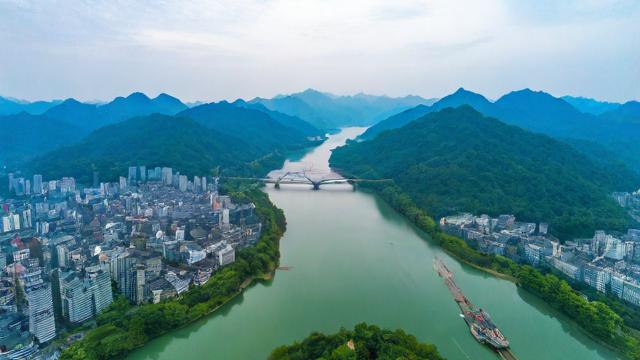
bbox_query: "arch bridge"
[222,171,391,190]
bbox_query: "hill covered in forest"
[331,106,638,240]
[178,101,319,153]
[28,114,280,183]
[0,112,83,167]
[269,323,444,360]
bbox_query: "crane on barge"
[433,257,519,360]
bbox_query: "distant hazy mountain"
[250,95,332,129]
[0,113,82,167]
[0,96,62,115]
[600,101,640,124]
[251,89,435,130]
[44,92,188,131]
[28,114,274,183]
[431,87,495,114]
[99,92,187,124]
[330,106,636,240]
[360,88,495,141]
[359,104,431,140]
[232,99,325,138]
[358,87,640,172]
[43,99,99,130]
[177,101,318,153]
[493,89,602,137]
[561,96,620,115]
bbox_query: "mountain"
[600,101,640,124]
[150,93,189,114]
[232,99,325,138]
[431,87,495,114]
[250,95,332,129]
[494,90,640,171]
[359,104,431,140]
[358,88,495,140]
[177,101,317,153]
[43,99,99,130]
[251,89,434,130]
[493,89,602,137]
[316,87,640,172]
[0,96,62,115]
[28,114,269,183]
[330,106,637,240]
[561,96,620,115]
[44,92,188,132]
[0,112,83,167]
[98,92,187,125]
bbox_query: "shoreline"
[127,270,275,357]
[364,188,633,359]
[60,187,286,360]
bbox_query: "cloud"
[0,0,638,102]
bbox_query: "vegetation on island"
[269,323,444,360]
[60,186,285,360]
[358,181,640,359]
[331,106,637,240]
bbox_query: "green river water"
[129,128,620,360]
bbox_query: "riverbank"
[60,188,286,360]
[358,181,640,359]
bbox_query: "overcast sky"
[1,0,639,103]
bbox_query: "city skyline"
[1,0,639,103]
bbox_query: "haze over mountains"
[2,87,639,188]
[361,87,640,172]
[0,97,62,115]
[250,89,436,129]
[0,89,434,173]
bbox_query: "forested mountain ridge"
[177,101,319,153]
[359,104,431,140]
[331,106,637,240]
[561,96,620,115]
[44,92,188,131]
[0,96,62,115]
[0,112,83,167]
[27,114,280,184]
[600,101,640,124]
[359,88,640,172]
[232,99,325,138]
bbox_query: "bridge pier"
[312,182,320,190]
[348,179,357,191]
[274,181,280,189]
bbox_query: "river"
[130,128,620,360]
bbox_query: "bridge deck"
[497,348,519,360]
[220,175,391,188]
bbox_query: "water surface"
[130,128,619,360]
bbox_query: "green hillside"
[28,114,278,183]
[0,112,83,167]
[359,104,431,140]
[330,106,638,240]
[269,323,443,360]
[177,101,318,153]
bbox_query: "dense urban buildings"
[441,213,640,306]
[0,166,262,358]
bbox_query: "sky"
[1,0,639,103]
